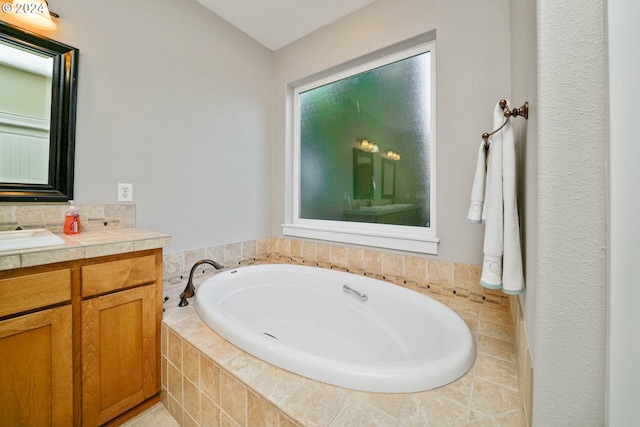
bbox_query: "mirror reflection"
[381,157,396,200]
[299,48,431,227]
[0,40,53,184]
[0,22,78,202]
[352,148,374,200]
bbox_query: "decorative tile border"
[163,237,510,309]
[162,238,271,297]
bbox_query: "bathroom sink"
[0,229,66,252]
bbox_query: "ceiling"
[192,0,377,51]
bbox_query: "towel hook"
[482,100,529,142]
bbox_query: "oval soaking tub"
[194,264,475,393]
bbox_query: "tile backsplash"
[163,236,511,309]
[0,203,136,232]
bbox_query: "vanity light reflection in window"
[386,150,401,161]
[359,137,379,153]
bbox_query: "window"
[284,39,438,254]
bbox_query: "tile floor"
[121,402,179,427]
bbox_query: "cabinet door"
[81,284,157,427]
[0,306,73,427]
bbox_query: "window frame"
[283,39,438,254]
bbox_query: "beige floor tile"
[435,367,474,406]
[494,409,527,427]
[470,377,521,415]
[480,305,512,324]
[476,334,517,362]
[473,354,519,391]
[121,402,180,427]
[459,416,497,426]
[477,318,515,342]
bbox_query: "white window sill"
[282,222,439,255]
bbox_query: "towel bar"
[482,99,529,142]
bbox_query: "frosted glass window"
[299,51,431,227]
[285,40,438,254]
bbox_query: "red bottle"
[63,200,81,234]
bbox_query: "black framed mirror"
[353,148,374,200]
[0,21,78,202]
[381,157,396,200]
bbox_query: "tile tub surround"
[512,298,534,427]
[163,236,533,425]
[162,237,511,310]
[162,296,525,426]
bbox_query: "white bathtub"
[194,264,475,393]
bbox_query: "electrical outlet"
[118,183,133,202]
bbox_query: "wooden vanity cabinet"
[0,248,163,427]
[0,268,73,427]
[80,253,161,426]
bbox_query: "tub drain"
[263,332,278,340]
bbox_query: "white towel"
[469,100,525,294]
[480,102,504,289]
[466,140,487,223]
[500,101,525,294]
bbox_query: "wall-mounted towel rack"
[482,99,529,142]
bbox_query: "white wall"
[9,0,275,252]
[607,0,640,424]
[271,0,512,264]
[533,1,607,425]
[509,1,537,419]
